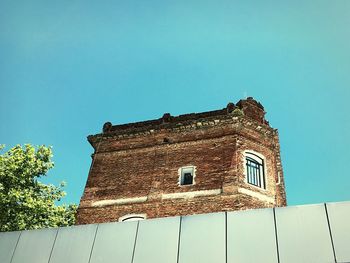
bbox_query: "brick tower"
[77,97,286,224]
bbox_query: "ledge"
[91,196,148,207]
[162,189,222,200]
[238,187,275,204]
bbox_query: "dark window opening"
[180,167,195,185]
[182,172,193,185]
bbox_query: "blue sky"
[1,0,349,206]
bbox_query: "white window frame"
[178,166,196,186]
[118,213,147,222]
[277,171,281,185]
[243,150,267,190]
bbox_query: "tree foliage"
[0,144,77,232]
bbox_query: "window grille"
[245,152,265,189]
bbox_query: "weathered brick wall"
[77,98,287,224]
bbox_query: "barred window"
[245,152,266,189]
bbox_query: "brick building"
[77,97,286,224]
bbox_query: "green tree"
[0,144,77,232]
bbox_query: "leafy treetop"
[0,144,77,232]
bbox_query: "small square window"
[180,166,195,185]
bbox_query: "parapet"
[90,97,269,147]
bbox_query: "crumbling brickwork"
[77,97,287,224]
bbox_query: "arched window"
[119,214,146,222]
[244,152,266,189]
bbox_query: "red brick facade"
[77,97,287,224]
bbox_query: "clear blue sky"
[1,1,349,206]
